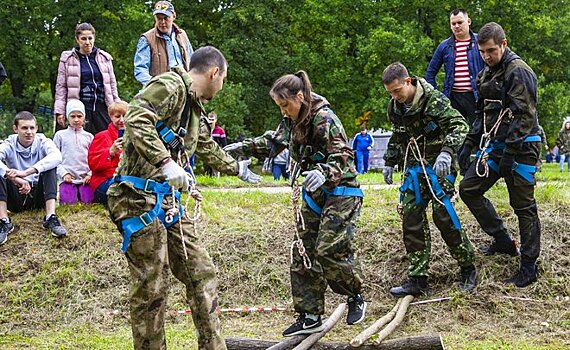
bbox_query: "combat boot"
[458,265,477,292]
[505,261,538,288]
[480,233,519,256]
[389,277,428,297]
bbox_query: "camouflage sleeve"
[242,117,291,159]
[426,96,469,155]
[383,129,406,168]
[125,77,184,167]
[195,118,239,175]
[504,66,538,155]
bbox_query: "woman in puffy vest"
[54,22,121,135]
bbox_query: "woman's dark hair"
[75,23,96,37]
[270,70,312,144]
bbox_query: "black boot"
[505,261,538,288]
[458,265,477,292]
[480,233,519,256]
[389,277,428,297]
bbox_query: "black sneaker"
[480,239,520,257]
[346,294,367,325]
[43,214,67,238]
[0,217,14,245]
[389,277,429,297]
[505,263,538,288]
[458,265,477,292]
[282,314,324,337]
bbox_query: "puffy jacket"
[426,31,485,100]
[54,48,120,116]
[88,122,121,192]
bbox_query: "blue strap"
[513,162,536,183]
[156,121,177,144]
[399,164,461,230]
[114,176,184,253]
[302,186,364,215]
[524,135,541,142]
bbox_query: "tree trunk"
[225,334,444,350]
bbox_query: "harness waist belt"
[302,186,364,215]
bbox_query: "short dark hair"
[14,111,37,127]
[449,8,468,17]
[75,23,96,37]
[382,62,409,85]
[189,46,227,74]
[478,22,506,46]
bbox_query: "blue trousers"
[355,150,369,174]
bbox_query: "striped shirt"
[453,39,472,92]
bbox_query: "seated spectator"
[88,101,127,204]
[0,111,67,245]
[54,100,94,205]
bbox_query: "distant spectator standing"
[88,101,127,204]
[556,118,570,171]
[426,9,485,127]
[55,23,121,135]
[204,112,227,176]
[0,61,7,86]
[134,1,193,85]
[53,100,94,205]
[0,112,67,245]
[352,126,374,174]
[272,148,290,181]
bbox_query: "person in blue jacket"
[352,126,374,174]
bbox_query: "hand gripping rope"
[290,161,312,270]
[476,100,513,178]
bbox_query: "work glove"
[383,166,394,185]
[223,142,244,158]
[434,151,452,177]
[458,145,473,175]
[302,169,326,192]
[161,159,189,190]
[237,159,262,184]
[499,153,515,178]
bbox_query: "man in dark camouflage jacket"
[107,46,260,350]
[459,22,542,288]
[382,62,476,297]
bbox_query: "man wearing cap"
[134,1,193,85]
[0,111,67,245]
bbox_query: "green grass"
[0,169,569,349]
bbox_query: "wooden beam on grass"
[350,298,403,347]
[373,295,414,345]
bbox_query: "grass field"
[0,163,568,349]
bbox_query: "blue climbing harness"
[302,186,364,215]
[399,164,461,230]
[476,134,541,182]
[114,176,184,253]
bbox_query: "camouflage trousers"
[291,190,364,315]
[400,174,474,277]
[107,181,226,350]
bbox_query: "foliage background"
[0,0,569,141]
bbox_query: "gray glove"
[383,166,394,184]
[237,159,262,184]
[223,142,244,157]
[434,151,452,177]
[161,159,189,190]
[302,170,326,192]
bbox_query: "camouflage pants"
[459,143,541,263]
[291,190,364,315]
[401,175,474,277]
[107,182,226,350]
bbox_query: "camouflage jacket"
[466,48,540,156]
[241,93,358,188]
[556,129,570,154]
[383,77,468,170]
[113,66,238,182]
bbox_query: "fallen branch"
[374,295,414,345]
[350,299,402,347]
[225,334,444,350]
[409,297,451,306]
[293,303,347,350]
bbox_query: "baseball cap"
[153,1,175,17]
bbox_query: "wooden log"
[225,334,444,350]
[293,303,347,350]
[373,295,414,345]
[350,298,402,347]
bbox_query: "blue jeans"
[272,163,289,180]
[560,153,570,171]
[355,150,370,174]
[94,177,114,204]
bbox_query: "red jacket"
[88,123,121,192]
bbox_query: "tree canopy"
[0,0,569,143]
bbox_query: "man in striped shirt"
[426,9,485,127]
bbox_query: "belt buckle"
[139,212,153,226]
[143,179,155,192]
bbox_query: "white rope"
[475,100,513,178]
[290,172,312,270]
